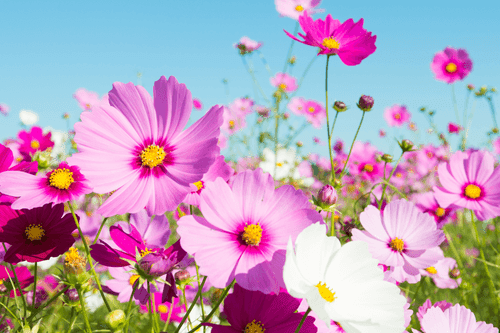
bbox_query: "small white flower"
[43,127,68,159]
[19,110,39,126]
[283,223,406,332]
[260,147,300,180]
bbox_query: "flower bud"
[381,154,393,163]
[491,87,497,93]
[450,268,460,278]
[428,111,435,116]
[493,128,499,134]
[288,56,296,65]
[174,270,191,282]
[62,112,70,120]
[398,139,415,153]
[64,288,79,303]
[333,101,347,112]
[467,84,475,91]
[357,95,374,112]
[296,141,303,147]
[317,185,338,208]
[138,250,176,278]
[475,86,487,96]
[419,107,426,112]
[283,112,290,119]
[105,309,126,331]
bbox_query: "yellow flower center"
[276,162,283,167]
[308,107,315,113]
[425,266,437,274]
[445,62,457,73]
[396,172,403,178]
[64,247,86,274]
[390,238,405,252]
[435,207,445,217]
[363,164,374,172]
[464,184,481,199]
[49,168,74,190]
[322,37,340,49]
[85,211,93,217]
[279,83,287,91]
[229,120,235,129]
[426,152,434,158]
[140,145,166,168]
[394,113,401,120]
[85,103,92,110]
[193,181,204,191]
[129,274,140,286]
[295,5,304,12]
[334,322,343,329]
[140,248,155,257]
[25,224,45,241]
[30,140,40,149]
[157,304,168,313]
[244,320,265,333]
[242,223,263,246]
[315,282,336,303]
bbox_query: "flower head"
[275,0,323,20]
[73,88,109,111]
[270,73,298,93]
[448,122,463,134]
[17,126,54,162]
[234,36,262,55]
[431,47,473,84]
[384,105,411,127]
[193,98,203,110]
[285,12,376,65]
[414,192,454,228]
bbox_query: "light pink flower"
[0,104,9,116]
[433,150,500,221]
[67,76,223,217]
[275,0,323,20]
[221,106,246,135]
[288,97,306,115]
[73,88,108,111]
[414,192,454,228]
[384,105,411,127]
[234,36,262,55]
[431,47,473,84]
[230,97,254,116]
[176,168,323,294]
[493,137,500,156]
[270,73,298,93]
[303,100,325,128]
[417,299,452,321]
[420,247,461,289]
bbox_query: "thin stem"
[257,50,273,76]
[486,96,499,129]
[32,262,37,308]
[195,263,206,333]
[92,217,108,245]
[462,99,477,150]
[123,281,140,333]
[379,152,404,209]
[294,307,312,333]
[68,203,112,312]
[241,56,270,103]
[66,308,77,333]
[182,287,193,329]
[452,84,460,125]
[76,286,92,333]
[162,296,176,332]
[287,56,318,102]
[174,276,208,333]
[340,111,366,179]
[443,227,464,271]
[410,278,423,306]
[324,55,335,184]
[0,300,22,326]
[282,22,299,74]
[329,111,339,138]
[3,242,27,322]
[330,212,335,237]
[27,285,70,322]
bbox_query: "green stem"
[182,287,193,329]
[0,300,22,326]
[241,56,270,103]
[379,152,404,209]
[92,217,108,245]
[324,55,335,184]
[329,111,339,138]
[452,84,460,125]
[123,281,140,333]
[287,56,317,102]
[32,262,37,309]
[76,286,92,333]
[68,203,112,312]
[486,96,499,129]
[282,22,299,74]
[340,111,367,179]
[3,242,27,322]
[462,99,477,149]
[66,308,77,333]
[174,276,208,333]
[443,227,464,271]
[27,285,69,322]
[330,212,335,237]
[195,263,206,333]
[294,307,312,333]
[162,296,176,332]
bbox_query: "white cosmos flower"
[283,223,407,333]
[259,147,301,180]
[19,109,39,126]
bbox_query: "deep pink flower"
[448,122,463,134]
[177,168,323,294]
[285,12,376,65]
[0,104,9,116]
[0,203,77,264]
[384,105,411,127]
[431,47,473,84]
[17,126,54,161]
[0,162,92,210]
[139,292,186,323]
[67,76,223,217]
[348,142,385,182]
[193,98,203,110]
[414,192,454,228]
[275,0,323,20]
[351,199,445,283]
[0,144,38,204]
[270,73,298,93]
[234,36,262,55]
[433,150,500,221]
[0,266,34,297]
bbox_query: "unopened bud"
[332,178,342,189]
[450,268,460,278]
[105,309,126,330]
[429,111,435,116]
[381,154,393,163]
[475,86,487,96]
[357,95,374,112]
[399,139,415,153]
[493,128,499,134]
[62,112,70,120]
[174,270,191,282]
[296,141,303,147]
[420,107,426,112]
[288,56,296,65]
[333,101,347,112]
[283,112,290,119]
[64,288,79,303]
[467,84,475,91]
[491,87,497,93]
[317,185,338,207]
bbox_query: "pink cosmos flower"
[303,100,325,128]
[0,104,9,116]
[351,199,445,283]
[275,0,323,20]
[176,168,323,294]
[0,144,38,204]
[234,36,262,55]
[431,47,473,84]
[139,292,186,323]
[414,192,454,228]
[420,247,461,289]
[448,122,463,134]
[288,97,306,115]
[229,97,254,116]
[384,105,411,127]
[412,304,498,333]
[285,12,376,65]
[73,88,108,111]
[67,76,223,217]
[270,73,298,93]
[408,122,417,131]
[17,126,54,162]
[193,98,203,110]
[221,106,246,135]
[433,150,500,221]
[235,156,260,173]
[105,267,142,304]
[0,162,92,210]
[417,299,452,321]
[379,129,386,137]
[0,266,34,297]
[348,141,386,182]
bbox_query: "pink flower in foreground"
[417,299,452,321]
[17,126,54,161]
[271,73,298,93]
[234,36,262,55]
[139,292,186,323]
[412,304,498,333]
[285,12,376,65]
[193,98,203,110]
[384,105,411,127]
[177,168,323,294]
[351,199,445,283]
[431,47,473,84]
[275,0,323,20]
[67,76,223,217]
[448,122,463,134]
[0,144,38,204]
[0,162,92,210]
[433,150,500,221]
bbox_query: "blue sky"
[1,0,499,159]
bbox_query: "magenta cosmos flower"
[351,199,445,283]
[67,76,223,217]
[270,73,298,93]
[384,104,411,127]
[285,12,376,65]
[177,168,323,294]
[0,144,38,204]
[448,122,462,134]
[275,0,323,20]
[431,47,473,84]
[17,126,54,162]
[0,203,77,264]
[347,141,386,182]
[192,98,203,110]
[140,292,186,323]
[0,162,92,210]
[0,266,34,297]
[204,283,317,333]
[433,150,500,221]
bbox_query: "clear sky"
[1,0,499,159]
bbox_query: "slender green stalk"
[340,111,367,179]
[324,55,336,184]
[182,287,193,329]
[378,152,404,209]
[123,281,140,333]
[76,286,92,333]
[443,227,464,271]
[287,56,318,102]
[92,217,108,245]
[195,263,206,333]
[3,242,27,322]
[241,56,270,103]
[462,99,477,149]
[294,307,312,333]
[282,22,299,74]
[330,211,335,237]
[0,300,22,326]
[486,96,499,129]
[68,203,112,312]
[257,50,273,76]
[451,84,460,125]
[32,262,37,309]
[174,276,208,333]
[329,111,339,137]
[27,285,70,322]
[66,308,77,333]
[162,296,176,332]
[471,210,499,324]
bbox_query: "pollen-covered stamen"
[64,247,86,274]
[229,120,235,129]
[396,172,403,178]
[445,62,457,73]
[244,320,265,333]
[276,162,283,167]
[140,145,166,168]
[279,83,287,91]
[394,113,401,119]
[435,207,445,217]
[49,168,74,190]
[157,304,168,313]
[140,248,155,257]
[193,181,204,191]
[363,164,374,172]
[30,140,40,149]
[315,281,336,303]
[425,266,437,274]
[85,103,92,110]
[322,37,340,50]
[242,223,263,246]
[308,107,315,113]
[390,237,405,253]
[25,224,45,241]
[464,184,481,199]
[129,274,140,286]
[295,5,304,12]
